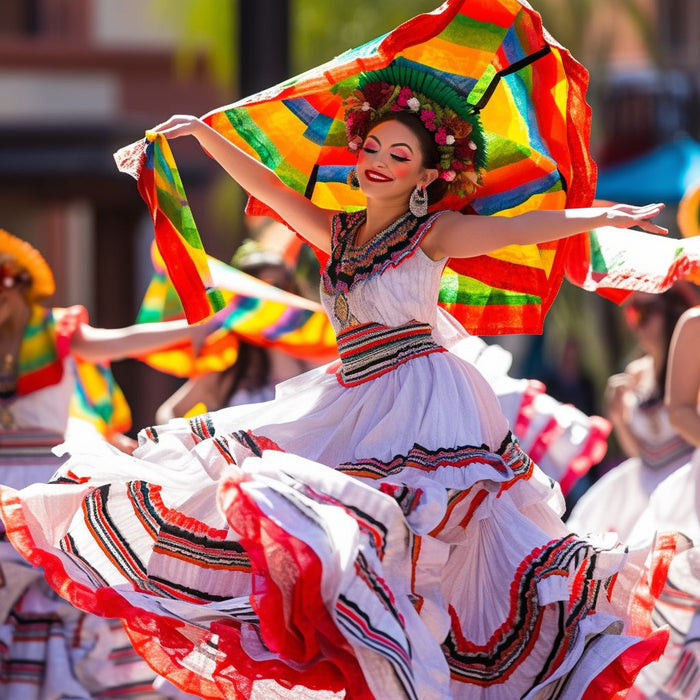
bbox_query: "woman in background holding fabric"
[0,229,212,699]
[620,300,700,698]
[567,287,697,541]
[156,242,319,421]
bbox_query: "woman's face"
[357,119,433,200]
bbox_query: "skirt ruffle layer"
[0,437,683,700]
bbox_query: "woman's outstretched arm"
[422,203,667,260]
[152,115,335,254]
[70,318,210,364]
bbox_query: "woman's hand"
[148,114,334,255]
[150,115,207,140]
[605,372,633,426]
[604,203,667,235]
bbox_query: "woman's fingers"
[609,203,668,234]
[150,115,201,137]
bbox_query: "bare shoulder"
[675,306,700,337]
[421,209,465,259]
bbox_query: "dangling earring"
[347,168,360,190]
[409,185,428,217]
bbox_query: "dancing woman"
[0,66,678,699]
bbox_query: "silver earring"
[409,185,428,217]
[347,168,360,190]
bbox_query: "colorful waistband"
[336,321,445,386]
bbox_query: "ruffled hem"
[0,444,687,699]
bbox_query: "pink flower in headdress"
[420,109,436,132]
[396,86,413,107]
[440,169,456,182]
[435,127,448,145]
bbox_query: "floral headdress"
[0,229,55,302]
[340,61,487,196]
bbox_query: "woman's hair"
[371,111,449,205]
[222,255,299,404]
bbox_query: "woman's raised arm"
[153,115,335,254]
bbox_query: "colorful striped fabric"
[117,0,595,336]
[136,244,337,378]
[335,321,445,386]
[114,132,226,324]
[70,360,132,438]
[565,227,700,303]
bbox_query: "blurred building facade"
[0,0,241,429]
[593,0,700,166]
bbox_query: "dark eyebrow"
[365,135,414,153]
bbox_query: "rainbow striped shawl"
[135,244,337,378]
[115,0,600,335]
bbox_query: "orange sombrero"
[0,229,55,301]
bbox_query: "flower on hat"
[340,61,486,197]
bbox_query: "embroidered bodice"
[320,210,447,333]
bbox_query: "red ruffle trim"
[582,629,669,700]
[0,475,375,699]
[218,470,374,699]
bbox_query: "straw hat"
[0,229,55,301]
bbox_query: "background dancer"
[0,229,213,698]
[567,287,697,540]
